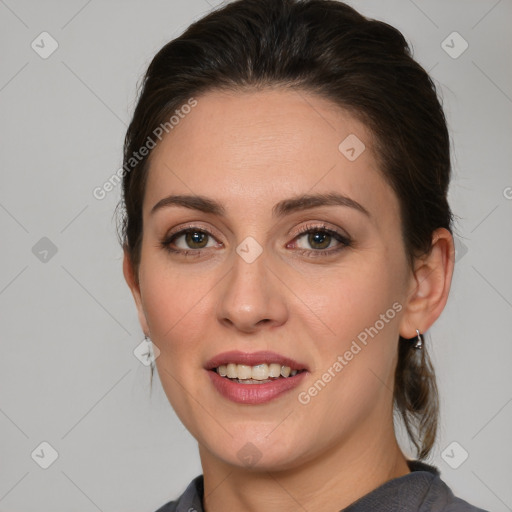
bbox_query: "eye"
[298,231,334,250]
[289,223,351,256]
[161,227,221,255]
[161,223,351,258]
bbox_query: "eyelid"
[170,222,340,238]
[162,221,351,256]
[166,222,222,241]
[289,221,350,241]
[161,224,224,255]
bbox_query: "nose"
[216,249,289,333]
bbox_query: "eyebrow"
[150,192,370,218]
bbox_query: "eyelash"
[160,223,352,258]
[290,223,352,257]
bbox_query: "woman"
[118,0,488,510]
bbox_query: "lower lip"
[207,369,308,404]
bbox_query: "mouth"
[212,363,307,384]
[205,350,309,404]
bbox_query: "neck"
[199,417,411,512]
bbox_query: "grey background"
[0,0,511,511]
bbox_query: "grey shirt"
[154,460,490,512]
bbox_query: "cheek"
[292,253,404,417]
[293,256,403,346]
[294,265,402,432]
[139,260,217,431]
[139,257,217,359]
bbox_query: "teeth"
[216,363,302,380]
[251,364,269,380]
[226,363,237,378]
[268,363,281,378]
[238,365,252,380]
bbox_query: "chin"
[208,430,309,472]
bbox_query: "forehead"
[144,88,399,228]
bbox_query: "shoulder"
[151,468,490,512]
[343,459,491,512]
[153,474,204,512]
[153,501,177,512]
[418,466,489,512]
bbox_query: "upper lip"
[205,350,309,372]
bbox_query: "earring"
[413,329,423,350]
[144,334,155,364]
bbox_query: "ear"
[122,248,150,336]
[399,227,455,339]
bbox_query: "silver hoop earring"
[413,329,423,350]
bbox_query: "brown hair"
[117,0,454,460]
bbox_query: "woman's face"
[127,88,419,470]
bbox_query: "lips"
[204,350,309,404]
[204,350,309,372]
[207,369,307,404]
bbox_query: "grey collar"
[172,460,442,512]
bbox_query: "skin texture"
[123,88,455,512]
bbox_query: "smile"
[215,363,304,382]
[205,350,309,404]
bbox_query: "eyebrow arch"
[151,194,224,216]
[150,192,370,218]
[273,192,370,218]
